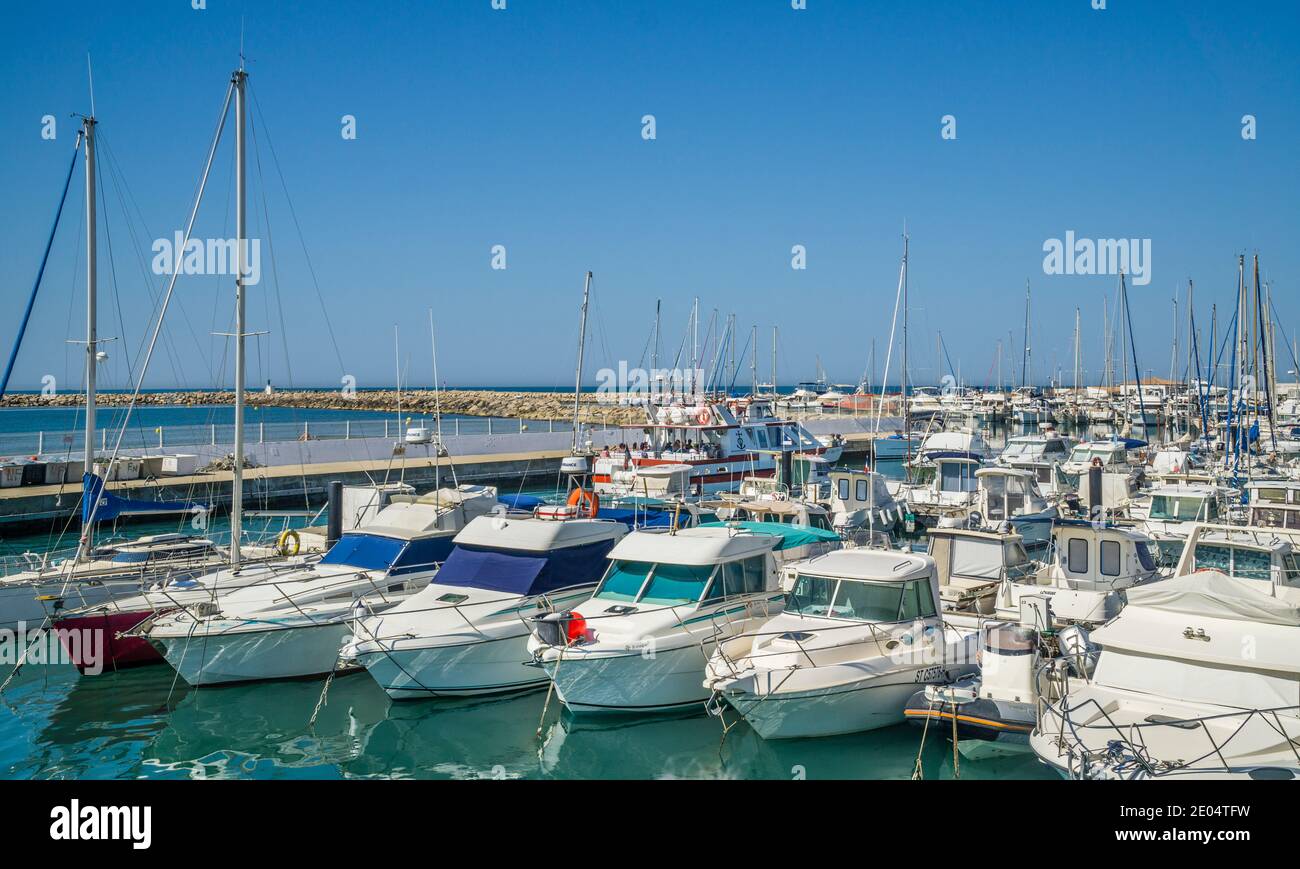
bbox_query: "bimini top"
[794,548,933,583]
[452,514,625,552]
[1118,570,1300,628]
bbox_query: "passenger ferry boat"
[590,400,842,497]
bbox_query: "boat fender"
[276,528,301,557]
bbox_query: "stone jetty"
[0,389,648,425]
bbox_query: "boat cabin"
[1173,524,1300,604]
[928,526,1037,616]
[1246,481,1300,533]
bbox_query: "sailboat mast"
[1021,281,1030,389]
[80,114,97,552]
[750,324,757,396]
[902,231,910,439]
[572,271,591,452]
[771,326,778,395]
[231,66,248,567]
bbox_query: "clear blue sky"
[2,0,1297,393]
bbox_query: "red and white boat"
[591,400,843,496]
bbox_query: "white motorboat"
[1032,570,1300,779]
[702,548,978,739]
[823,469,903,534]
[591,400,841,497]
[140,486,498,685]
[525,521,842,714]
[343,512,625,698]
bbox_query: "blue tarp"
[320,531,457,574]
[81,473,209,524]
[434,538,617,596]
[498,494,545,511]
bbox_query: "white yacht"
[996,430,1075,497]
[1031,570,1300,779]
[140,486,498,685]
[823,469,903,534]
[702,548,978,739]
[1061,436,1145,478]
[343,512,626,698]
[525,522,841,714]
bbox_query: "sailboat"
[0,88,233,636]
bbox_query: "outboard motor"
[1057,624,1099,677]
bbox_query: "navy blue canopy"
[320,532,456,575]
[433,538,617,596]
[498,494,545,511]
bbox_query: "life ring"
[566,487,600,518]
[696,408,711,425]
[276,528,301,557]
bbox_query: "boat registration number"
[914,666,946,683]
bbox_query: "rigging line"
[248,105,294,391]
[98,136,184,387]
[248,88,347,377]
[1,131,83,398]
[79,80,235,538]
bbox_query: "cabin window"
[1282,555,1300,587]
[1253,508,1288,529]
[1100,540,1122,577]
[1234,548,1271,582]
[831,580,904,621]
[596,560,654,602]
[1193,544,1232,575]
[713,555,767,598]
[1135,542,1158,572]
[640,563,715,605]
[1066,538,1088,574]
[1045,440,1065,454]
[899,580,938,620]
[838,478,851,501]
[939,463,978,494]
[1036,467,1052,484]
[788,574,837,616]
[855,479,869,502]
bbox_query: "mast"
[230,65,248,567]
[652,299,660,399]
[902,230,910,444]
[771,326,778,396]
[750,324,757,396]
[572,271,591,452]
[1020,280,1030,389]
[1073,307,1080,392]
[80,113,98,553]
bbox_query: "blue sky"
[1,0,1297,393]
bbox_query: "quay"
[0,420,889,530]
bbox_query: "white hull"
[719,665,974,740]
[358,632,546,698]
[155,620,352,685]
[545,642,713,714]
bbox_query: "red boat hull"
[53,609,165,674]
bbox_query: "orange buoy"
[566,487,600,518]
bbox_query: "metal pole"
[231,66,248,567]
[82,115,97,548]
[572,271,592,452]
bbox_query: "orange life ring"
[696,408,711,425]
[566,487,600,518]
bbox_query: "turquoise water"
[0,662,1049,780]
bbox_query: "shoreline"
[0,389,648,425]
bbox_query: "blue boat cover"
[433,538,617,596]
[81,473,209,524]
[498,494,545,511]
[319,532,456,574]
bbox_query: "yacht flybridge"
[591,400,841,497]
[525,521,841,714]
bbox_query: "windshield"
[787,575,936,622]
[1149,494,1209,521]
[639,563,714,605]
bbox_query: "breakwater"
[0,390,647,426]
